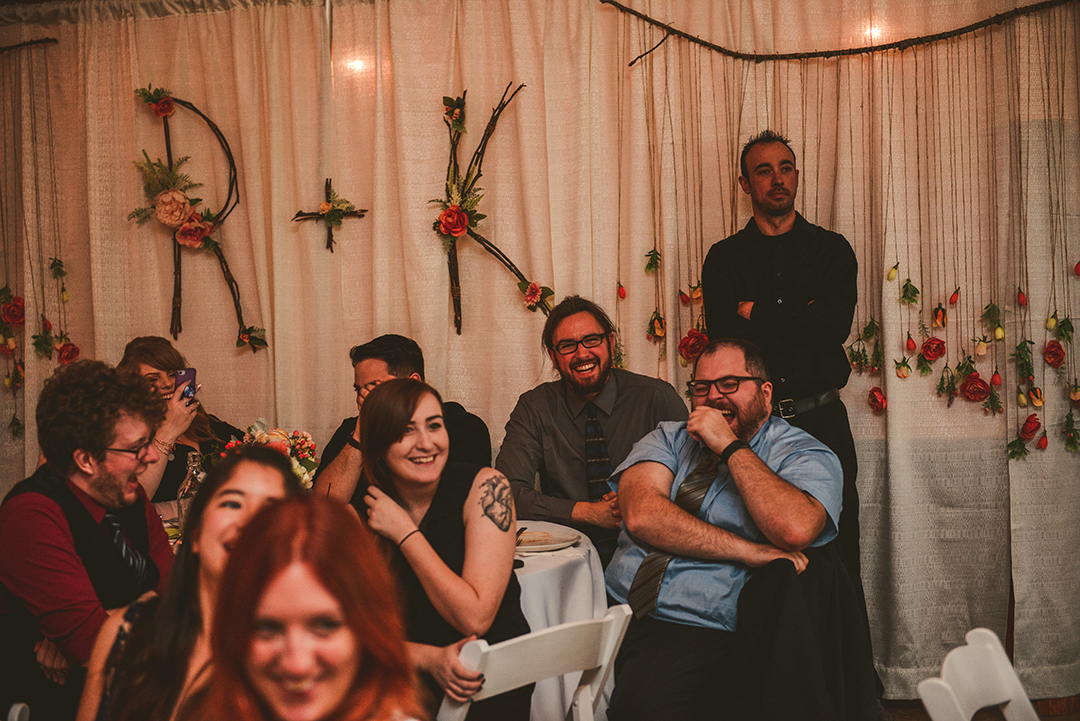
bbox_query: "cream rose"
[153,189,193,228]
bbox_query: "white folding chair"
[435,604,632,721]
[917,627,1039,721]
[5,703,29,721]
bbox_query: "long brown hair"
[188,496,419,721]
[116,336,217,444]
[358,377,443,499]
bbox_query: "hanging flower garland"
[429,83,552,333]
[883,250,1080,457]
[0,289,25,437]
[676,282,707,366]
[847,318,882,375]
[128,84,264,351]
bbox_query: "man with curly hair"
[0,360,173,720]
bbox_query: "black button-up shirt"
[702,214,857,401]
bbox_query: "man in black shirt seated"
[311,335,490,511]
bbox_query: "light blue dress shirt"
[604,416,842,631]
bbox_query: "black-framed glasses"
[105,437,155,460]
[552,333,608,356]
[686,376,763,397]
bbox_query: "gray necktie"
[626,453,719,618]
[101,512,151,591]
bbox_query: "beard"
[758,190,795,218]
[90,465,138,508]
[707,389,771,442]
[561,353,613,398]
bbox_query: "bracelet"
[346,435,362,451]
[153,438,176,455]
[719,439,750,464]
[398,529,421,548]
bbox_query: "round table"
[514,521,611,721]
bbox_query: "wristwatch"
[719,439,750,464]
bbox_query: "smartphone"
[175,368,197,400]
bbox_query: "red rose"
[921,337,946,361]
[437,205,469,237]
[868,387,886,412]
[1044,340,1065,369]
[150,97,176,118]
[176,215,214,248]
[678,329,709,361]
[57,342,79,364]
[265,440,290,455]
[959,372,990,402]
[1,297,24,326]
[41,315,52,332]
[1020,413,1041,441]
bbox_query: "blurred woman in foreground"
[78,446,303,721]
[360,378,532,720]
[189,495,419,721]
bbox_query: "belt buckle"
[778,398,796,419]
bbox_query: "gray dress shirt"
[496,368,689,523]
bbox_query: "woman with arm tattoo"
[359,378,532,721]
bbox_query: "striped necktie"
[101,512,151,592]
[585,403,613,501]
[626,452,719,618]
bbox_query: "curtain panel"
[2,0,1079,699]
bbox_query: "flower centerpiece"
[224,420,319,489]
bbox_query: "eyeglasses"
[552,333,608,356]
[686,376,763,397]
[105,437,156,460]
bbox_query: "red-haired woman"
[359,378,532,720]
[117,336,242,504]
[189,495,420,721]
[78,446,304,721]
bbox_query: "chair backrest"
[917,628,1040,721]
[435,604,632,721]
[6,703,29,721]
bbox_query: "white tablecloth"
[514,521,610,721]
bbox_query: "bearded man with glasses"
[496,295,687,567]
[0,360,173,720]
[604,338,848,720]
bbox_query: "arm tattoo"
[479,474,513,532]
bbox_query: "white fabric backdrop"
[3,0,1079,699]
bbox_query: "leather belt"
[773,388,840,419]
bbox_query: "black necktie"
[585,403,613,501]
[626,453,719,618]
[101,512,151,592]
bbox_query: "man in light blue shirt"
[605,338,842,720]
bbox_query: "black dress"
[152,414,242,503]
[391,461,533,721]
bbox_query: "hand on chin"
[687,405,737,453]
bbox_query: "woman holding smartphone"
[117,336,242,504]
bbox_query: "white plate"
[516,530,580,553]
